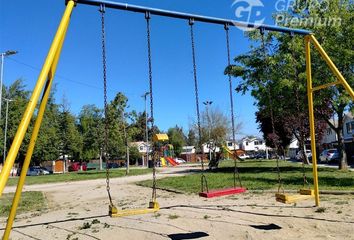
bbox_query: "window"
[139,146,144,151]
[346,121,354,134]
[327,128,332,135]
[228,142,233,147]
[254,141,262,145]
[246,142,248,146]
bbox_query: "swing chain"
[289,33,310,189]
[260,28,284,193]
[189,19,208,193]
[145,12,157,202]
[99,4,114,206]
[225,24,242,188]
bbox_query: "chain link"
[99,4,114,206]
[225,24,242,188]
[189,19,208,193]
[260,29,283,193]
[290,33,310,189]
[145,12,157,202]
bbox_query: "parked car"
[254,153,267,159]
[296,150,312,161]
[174,158,186,164]
[319,149,330,163]
[238,153,250,160]
[68,162,87,172]
[107,162,119,169]
[326,149,340,162]
[39,167,52,175]
[26,167,41,176]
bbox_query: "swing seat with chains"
[189,20,246,198]
[99,5,162,217]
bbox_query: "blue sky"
[1,0,284,137]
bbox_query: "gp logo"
[231,0,266,31]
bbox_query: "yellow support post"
[305,35,320,207]
[2,14,70,240]
[309,35,354,100]
[0,0,75,197]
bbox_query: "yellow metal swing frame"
[0,0,353,238]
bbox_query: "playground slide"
[222,145,233,155]
[160,157,167,167]
[165,157,178,166]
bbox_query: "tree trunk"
[336,113,348,170]
[336,129,348,170]
[294,132,310,165]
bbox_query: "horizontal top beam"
[73,0,312,36]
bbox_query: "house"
[180,146,196,162]
[130,141,152,166]
[343,113,354,143]
[202,142,220,154]
[239,137,267,153]
[343,113,354,160]
[225,140,238,151]
[130,141,152,154]
[321,118,338,148]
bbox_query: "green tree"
[276,1,353,167]
[58,96,82,161]
[32,90,61,164]
[1,79,31,164]
[167,125,186,156]
[106,92,128,159]
[78,104,103,161]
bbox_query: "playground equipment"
[194,20,245,198]
[161,144,179,167]
[160,157,167,167]
[101,4,163,218]
[258,29,315,204]
[0,0,353,238]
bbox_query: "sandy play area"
[1,166,353,240]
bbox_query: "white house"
[343,113,354,143]
[240,137,267,152]
[130,141,152,154]
[225,140,238,151]
[181,146,196,155]
[202,142,220,153]
[321,119,338,147]
[130,141,152,166]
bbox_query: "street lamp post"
[0,50,18,121]
[203,101,213,161]
[3,98,14,163]
[142,92,150,167]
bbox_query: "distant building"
[239,137,267,153]
[130,141,152,166]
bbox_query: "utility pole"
[203,101,213,162]
[122,111,129,175]
[2,98,14,163]
[0,50,18,121]
[142,92,150,167]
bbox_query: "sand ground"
[1,166,353,240]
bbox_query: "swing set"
[0,0,353,238]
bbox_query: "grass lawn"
[6,168,152,186]
[0,191,46,217]
[138,160,354,193]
